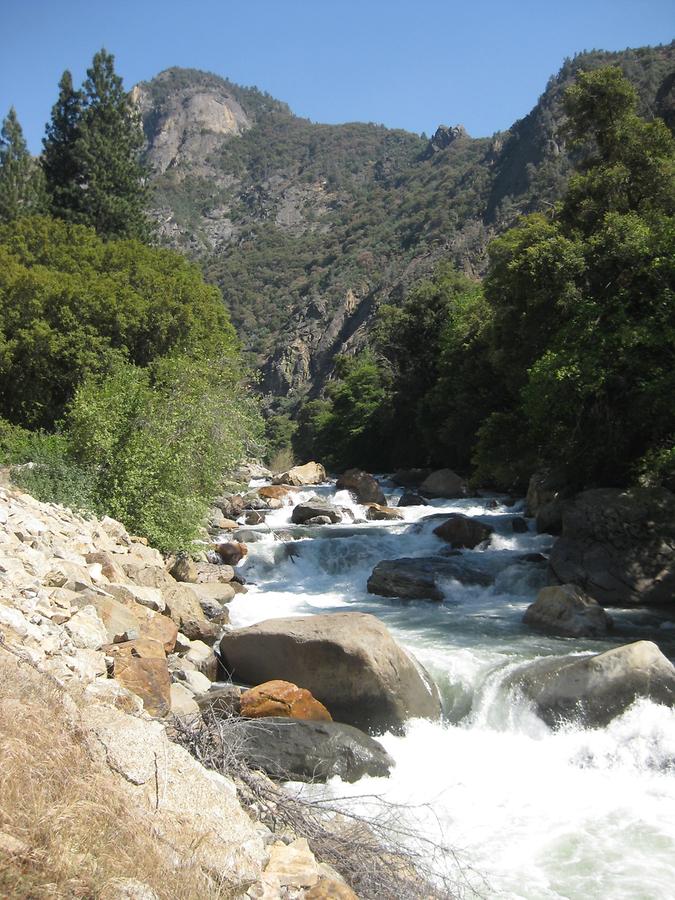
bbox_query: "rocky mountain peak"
[425,124,468,156]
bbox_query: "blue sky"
[2,0,673,153]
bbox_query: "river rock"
[273,462,326,486]
[509,640,675,728]
[303,515,333,526]
[240,679,332,721]
[242,509,265,525]
[548,487,675,606]
[397,491,428,507]
[214,541,248,565]
[162,583,220,644]
[511,516,529,534]
[366,504,404,521]
[367,556,492,602]
[234,717,394,783]
[433,513,494,548]
[335,469,386,505]
[523,584,613,638]
[187,581,236,606]
[169,554,198,583]
[419,468,468,499]
[291,499,342,525]
[258,485,299,501]
[219,612,441,732]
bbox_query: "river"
[225,477,675,899]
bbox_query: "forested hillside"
[136,44,674,404]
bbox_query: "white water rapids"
[224,478,675,899]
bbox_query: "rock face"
[523,584,613,638]
[240,680,332,722]
[509,641,675,728]
[234,717,394,783]
[291,499,342,525]
[367,556,492,601]
[433,513,494,548]
[548,488,675,606]
[219,612,441,732]
[335,469,386,505]
[419,469,468,499]
[273,462,326,486]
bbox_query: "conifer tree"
[42,71,84,221]
[0,108,45,223]
[42,50,149,241]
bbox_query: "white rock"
[64,605,109,650]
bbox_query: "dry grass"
[267,447,296,476]
[0,649,229,900]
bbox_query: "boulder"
[187,581,236,606]
[214,541,248,566]
[185,639,218,681]
[391,469,433,487]
[219,612,441,732]
[85,551,128,584]
[523,584,613,638]
[77,592,141,644]
[366,504,404,521]
[242,510,265,525]
[107,583,165,613]
[273,462,326,487]
[367,556,492,602]
[196,562,234,583]
[291,499,342,525]
[198,684,242,719]
[240,680,332,722]
[509,640,675,728]
[170,683,201,718]
[548,487,675,606]
[419,468,468,499]
[433,513,494,548]
[233,717,394,783]
[105,638,172,717]
[161,583,220,644]
[258,485,298,501]
[335,469,386,505]
[64,605,108,650]
[303,516,333,526]
[121,563,176,591]
[397,491,428,507]
[169,554,198,583]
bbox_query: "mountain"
[134,45,674,408]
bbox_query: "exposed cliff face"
[135,46,674,404]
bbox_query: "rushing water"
[225,478,675,899]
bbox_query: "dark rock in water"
[419,468,468,499]
[391,469,433,487]
[511,516,529,534]
[336,469,386,505]
[219,612,441,732]
[548,487,675,607]
[526,470,570,534]
[242,509,265,525]
[398,491,428,507]
[433,513,494,549]
[243,496,268,511]
[367,556,492,602]
[508,640,675,728]
[523,584,612,638]
[291,498,342,525]
[519,553,547,564]
[234,717,394,783]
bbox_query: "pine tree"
[42,49,150,241]
[42,71,84,221]
[0,108,45,223]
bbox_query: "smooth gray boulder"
[433,513,494,548]
[367,556,492,602]
[549,487,675,606]
[508,641,675,728]
[219,612,441,732]
[336,469,386,505]
[419,468,468,499]
[233,717,394,783]
[523,584,613,638]
[291,498,342,525]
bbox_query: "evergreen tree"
[0,108,45,223]
[42,71,84,221]
[42,49,149,240]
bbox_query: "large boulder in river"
[523,584,613,638]
[336,469,386,505]
[367,556,492,602]
[219,612,441,732]
[398,491,428,507]
[548,487,675,606]
[366,503,403,521]
[419,468,468,499]
[525,470,569,535]
[508,641,675,728]
[234,717,394,783]
[273,462,326,486]
[433,513,494,548]
[291,498,342,525]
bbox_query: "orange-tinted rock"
[240,679,332,722]
[105,638,171,717]
[215,541,248,566]
[305,878,358,899]
[365,504,403,521]
[258,485,298,501]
